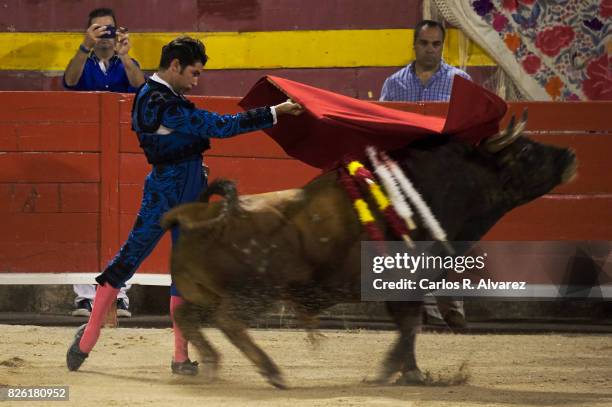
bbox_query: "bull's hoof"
[368,371,400,385]
[366,377,391,386]
[394,369,426,385]
[200,359,220,382]
[371,363,404,385]
[266,372,288,389]
[307,330,327,348]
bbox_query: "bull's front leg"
[377,301,425,385]
[215,310,287,389]
[173,301,221,381]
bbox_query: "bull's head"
[391,108,578,242]
[479,109,577,206]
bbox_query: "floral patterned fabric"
[440,0,611,100]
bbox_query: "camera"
[99,26,117,39]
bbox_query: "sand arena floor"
[1,325,611,406]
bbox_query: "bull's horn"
[489,114,515,142]
[484,108,528,153]
[511,108,528,138]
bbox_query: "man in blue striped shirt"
[380,20,468,329]
[380,20,471,102]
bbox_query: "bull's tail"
[161,178,241,232]
[199,178,239,205]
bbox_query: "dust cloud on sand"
[1,325,611,406]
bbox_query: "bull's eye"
[520,145,540,167]
[518,144,534,159]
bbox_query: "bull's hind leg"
[215,311,287,389]
[173,300,221,380]
[292,302,327,348]
[377,301,425,385]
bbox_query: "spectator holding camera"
[63,7,144,92]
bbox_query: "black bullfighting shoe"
[66,323,89,371]
[171,359,199,376]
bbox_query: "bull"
[161,113,577,388]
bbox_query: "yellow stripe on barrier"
[0,29,495,71]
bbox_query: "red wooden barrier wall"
[0,92,610,282]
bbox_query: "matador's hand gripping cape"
[239,75,507,170]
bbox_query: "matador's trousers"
[96,158,207,296]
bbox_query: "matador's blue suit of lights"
[95,78,274,295]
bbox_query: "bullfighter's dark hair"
[159,36,208,71]
[414,20,446,44]
[87,7,117,28]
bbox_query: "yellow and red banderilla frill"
[338,156,413,248]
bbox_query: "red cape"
[239,75,507,169]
